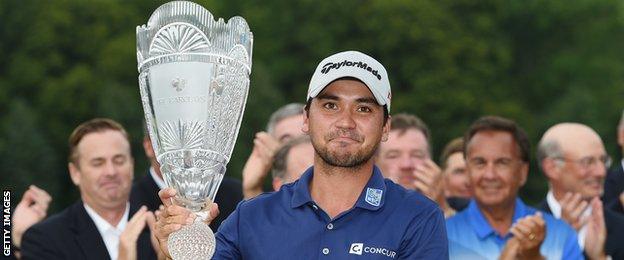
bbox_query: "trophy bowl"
[136,1,253,259]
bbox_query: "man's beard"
[312,131,379,168]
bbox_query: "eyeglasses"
[554,155,612,170]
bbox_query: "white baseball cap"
[307,50,391,113]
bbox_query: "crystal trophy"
[136,1,252,259]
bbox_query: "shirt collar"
[546,190,562,218]
[150,167,167,190]
[290,165,387,211]
[84,202,130,235]
[354,166,387,211]
[291,166,315,208]
[468,197,527,239]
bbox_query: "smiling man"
[154,51,448,259]
[21,118,157,259]
[446,116,582,259]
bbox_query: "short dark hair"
[390,113,431,155]
[440,137,463,169]
[68,118,130,164]
[463,116,530,163]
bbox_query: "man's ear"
[381,115,391,142]
[541,158,560,181]
[272,178,283,192]
[302,108,310,134]
[519,162,529,186]
[68,162,81,186]
[143,137,155,159]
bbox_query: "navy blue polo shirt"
[214,166,448,259]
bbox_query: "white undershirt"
[83,203,130,260]
[150,167,167,190]
[546,190,591,249]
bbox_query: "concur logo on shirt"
[349,243,396,258]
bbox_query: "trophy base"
[168,220,216,260]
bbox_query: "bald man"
[536,123,624,259]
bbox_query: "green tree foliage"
[1,0,622,208]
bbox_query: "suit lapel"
[536,199,553,215]
[69,202,112,260]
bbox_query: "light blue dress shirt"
[446,198,582,260]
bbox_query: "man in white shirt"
[21,118,159,260]
[536,122,624,259]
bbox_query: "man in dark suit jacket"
[21,118,157,259]
[603,112,624,215]
[604,163,624,214]
[536,122,624,259]
[21,201,155,260]
[131,134,242,230]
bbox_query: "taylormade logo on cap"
[320,60,383,80]
[307,50,392,113]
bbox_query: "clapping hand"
[242,132,280,199]
[560,192,589,231]
[509,212,546,260]
[12,185,52,248]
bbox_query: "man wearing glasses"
[536,122,624,259]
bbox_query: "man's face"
[443,152,471,198]
[376,129,428,189]
[557,135,607,199]
[69,130,134,210]
[284,142,315,183]
[303,79,389,168]
[273,114,304,143]
[466,130,527,208]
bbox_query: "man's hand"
[118,206,154,260]
[560,192,589,231]
[242,132,280,199]
[12,185,52,248]
[149,206,167,260]
[154,188,220,259]
[499,237,520,260]
[412,159,452,214]
[412,159,444,200]
[509,212,546,260]
[584,197,607,260]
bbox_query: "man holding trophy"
[154,50,449,259]
[138,1,447,259]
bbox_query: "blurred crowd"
[6,59,624,259]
